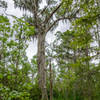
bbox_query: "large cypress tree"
[12,0,80,100]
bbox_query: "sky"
[1,0,70,61]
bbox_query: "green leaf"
[0,73,3,79]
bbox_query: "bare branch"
[39,6,48,15]
[45,16,79,33]
[3,10,18,18]
[40,0,55,15]
[44,2,63,24]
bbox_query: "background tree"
[0,16,35,100]
[53,0,100,99]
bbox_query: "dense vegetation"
[0,0,100,100]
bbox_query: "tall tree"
[12,0,80,99]
[12,0,99,99]
[53,0,100,99]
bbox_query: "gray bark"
[37,32,48,100]
[49,59,53,100]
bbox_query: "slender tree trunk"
[73,50,76,100]
[85,43,93,100]
[49,59,53,100]
[37,32,48,100]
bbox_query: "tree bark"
[49,59,53,100]
[37,33,48,100]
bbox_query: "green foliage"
[53,0,100,99]
[0,0,100,100]
[0,15,35,100]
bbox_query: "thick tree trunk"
[37,33,48,100]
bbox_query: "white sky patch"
[4,0,23,17]
[26,40,37,61]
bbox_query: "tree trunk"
[37,33,48,100]
[49,59,53,100]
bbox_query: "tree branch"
[39,6,48,15]
[3,10,18,18]
[45,16,79,33]
[44,2,63,24]
[39,0,54,15]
